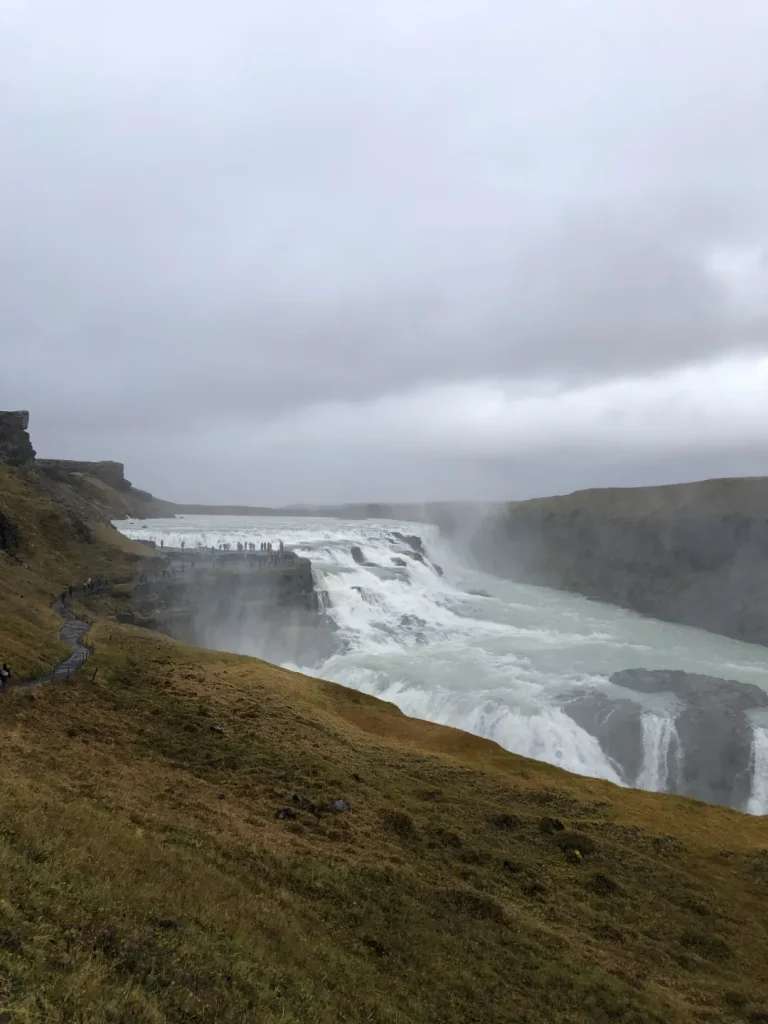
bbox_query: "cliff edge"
[466,477,768,646]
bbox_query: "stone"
[326,798,351,813]
[391,532,425,554]
[0,411,35,466]
[351,545,366,564]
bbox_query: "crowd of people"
[149,538,290,561]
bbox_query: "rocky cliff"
[123,551,335,666]
[563,669,768,808]
[0,410,36,466]
[465,477,768,646]
[36,459,133,491]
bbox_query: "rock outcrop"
[0,410,35,466]
[562,669,768,808]
[37,459,132,491]
[125,552,336,667]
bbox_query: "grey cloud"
[2,0,768,501]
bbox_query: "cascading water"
[116,514,768,808]
[747,727,768,815]
[635,714,682,792]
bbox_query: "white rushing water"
[635,715,682,793]
[748,727,768,815]
[117,514,768,805]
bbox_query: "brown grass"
[1,463,768,1022]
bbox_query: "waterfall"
[115,513,768,805]
[636,714,681,792]
[747,727,768,815]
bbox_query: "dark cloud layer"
[2,1,767,502]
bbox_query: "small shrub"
[539,816,565,834]
[437,888,505,923]
[555,831,596,856]
[588,873,622,897]
[680,929,731,961]
[381,810,415,837]
[489,813,522,832]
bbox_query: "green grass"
[1,462,768,1022]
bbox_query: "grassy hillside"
[504,476,768,520]
[2,463,768,1023]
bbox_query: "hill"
[2,467,768,1021]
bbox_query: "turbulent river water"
[117,515,768,812]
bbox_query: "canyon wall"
[464,477,768,646]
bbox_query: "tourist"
[0,663,11,689]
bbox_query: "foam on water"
[117,514,768,803]
[636,714,682,792]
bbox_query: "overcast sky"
[2,1,767,503]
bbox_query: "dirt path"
[9,597,92,691]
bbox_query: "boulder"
[391,532,425,554]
